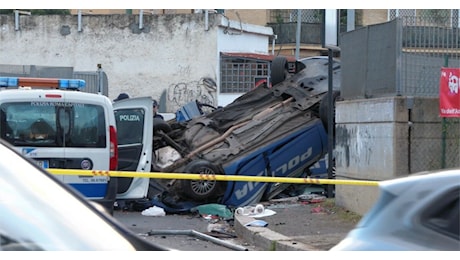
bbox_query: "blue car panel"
[221,120,327,206]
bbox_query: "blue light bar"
[0,77,18,87]
[0,77,86,90]
[58,79,86,89]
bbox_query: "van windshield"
[0,102,106,148]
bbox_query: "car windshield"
[0,102,106,148]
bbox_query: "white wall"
[0,13,273,112]
[216,15,273,107]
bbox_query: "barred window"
[220,57,270,94]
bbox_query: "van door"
[113,97,153,199]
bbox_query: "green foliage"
[272,9,284,24]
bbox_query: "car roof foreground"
[331,168,460,251]
[0,139,170,251]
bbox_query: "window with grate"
[269,9,322,23]
[220,59,270,93]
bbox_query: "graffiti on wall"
[167,77,217,112]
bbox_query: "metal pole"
[441,55,449,168]
[295,9,301,60]
[147,229,248,251]
[327,48,334,198]
[78,10,82,32]
[15,10,19,31]
[97,64,103,95]
[205,9,209,31]
[139,10,144,30]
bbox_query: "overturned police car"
[113,56,341,209]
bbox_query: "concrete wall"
[334,96,460,215]
[360,9,388,26]
[224,9,269,26]
[0,13,273,111]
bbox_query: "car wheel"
[153,118,171,134]
[271,56,289,86]
[179,160,226,202]
[319,90,341,133]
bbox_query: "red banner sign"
[439,67,460,118]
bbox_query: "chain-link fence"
[341,16,460,172]
[399,15,459,172]
[389,9,459,27]
[269,9,322,24]
[400,15,460,97]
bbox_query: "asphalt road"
[113,209,260,251]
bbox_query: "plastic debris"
[252,209,276,218]
[235,204,265,216]
[234,204,277,218]
[191,203,233,219]
[141,205,166,217]
[244,220,268,227]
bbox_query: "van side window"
[115,108,145,145]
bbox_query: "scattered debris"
[235,204,265,216]
[244,220,268,227]
[147,229,248,251]
[310,205,331,214]
[141,205,166,217]
[150,192,200,214]
[298,194,326,204]
[190,203,233,220]
[206,223,237,238]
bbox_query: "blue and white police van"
[0,77,119,213]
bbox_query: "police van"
[0,77,118,214]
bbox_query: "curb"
[234,214,320,251]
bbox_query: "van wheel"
[178,160,226,202]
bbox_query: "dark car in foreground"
[330,168,460,251]
[113,56,341,209]
[0,138,170,251]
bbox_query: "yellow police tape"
[47,168,379,186]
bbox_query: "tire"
[153,117,171,134]
[178,160,226,202]
[319,90,341,133]
[270,56,289,86]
